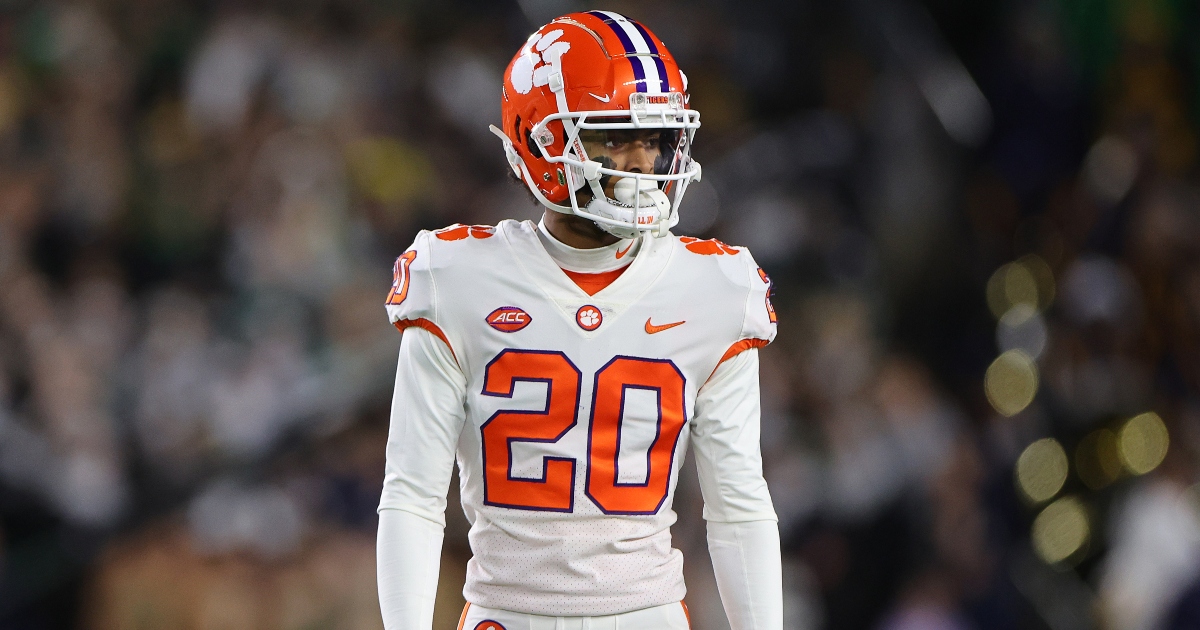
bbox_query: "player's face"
[578,128,678,199]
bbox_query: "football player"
[377,11,782,630]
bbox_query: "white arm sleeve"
[377,327,468,630]
[707,520,784,630]
[377,509,444,630]
[692,349,783,630]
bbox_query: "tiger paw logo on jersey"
[487,306,532,332]
[474,622,506,630]
[436,224,495,241]
[576,305,602,331]
[679,236,739,256]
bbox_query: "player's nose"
[624,145,656,174]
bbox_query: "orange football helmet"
[490,11,702,239]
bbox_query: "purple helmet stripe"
[630,21,671,92]
[585,10,649,93]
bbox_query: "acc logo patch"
[576,305,602,331]
[474,622,507,630]
[487,306,532,332]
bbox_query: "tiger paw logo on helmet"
[510,30,571,95]
[491,11,703,240]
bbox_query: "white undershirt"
[535,218,639,273]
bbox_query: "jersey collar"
[501,220,674,331]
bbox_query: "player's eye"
[579,129,673,158]
[578,130,606,148]
[664,130,684,147]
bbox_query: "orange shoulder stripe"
[706,338,770,383]
[718,338,770,364]
[393,318,457,363]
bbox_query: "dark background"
[0,0,1198,628]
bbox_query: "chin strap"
[488,124,523,180]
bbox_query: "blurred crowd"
[0,0,1198,629]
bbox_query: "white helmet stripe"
[596,11,665,94]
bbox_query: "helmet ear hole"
[524,129,539,156]
[653,154,672,176]
[513,116,535,156]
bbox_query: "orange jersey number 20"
[481,350,687,515]
[481,350,581,512]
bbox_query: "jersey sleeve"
[691,347,778,523]
[378,325,467,522]
[739,249,777,345]
[712,248,777,367]
[385,231,455,357]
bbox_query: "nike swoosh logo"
[645,318,685,334]
[615,243,633,259]
[588,92,612,103]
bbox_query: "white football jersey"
[382,220,777,615]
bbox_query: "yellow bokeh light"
[1118,412,1169,475]
[1018,254,1056,310]
[1076,429,1123,490]
[0,65,25,136]
[985,350,1039,416]
[1032,496,1089,565]
[986,256,1055,319]
[1016,438,1068,504]
[345,137,435,204]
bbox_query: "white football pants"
[458,601,691,630]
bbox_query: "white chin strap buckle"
[585,177,672,239]
[614,178,671,236]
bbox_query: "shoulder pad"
[429,223,497,243]
[672,235,776,344]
